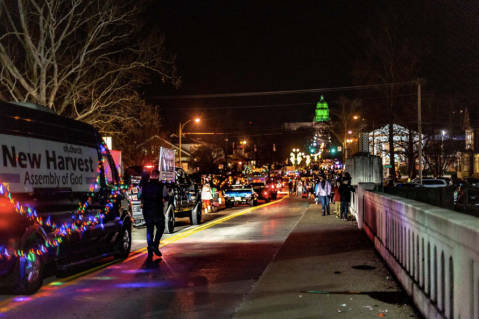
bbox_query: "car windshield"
[227,186,249,191]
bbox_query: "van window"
[104,154,119,185]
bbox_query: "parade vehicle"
[162,167,203,234]
[265,181,278,199]
[0,101,132,294]
[224,185,258,207]
[250,183,273,203]
[123,161,203,234]
[126,175,144,227]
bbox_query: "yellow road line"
[0,196,289,311]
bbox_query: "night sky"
[143,0,479,134]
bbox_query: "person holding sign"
[140,169,170,262]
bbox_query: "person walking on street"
[140,169,170,262]
[288,180,293,195]
[201,180,213,213]
[338,177,355,220]
[315,174,331,216]
[297,180,303,197]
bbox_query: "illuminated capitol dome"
[314,95,330,122]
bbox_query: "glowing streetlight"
[348,130,352,134]
[353,116,358,120]
[179,118,200,167]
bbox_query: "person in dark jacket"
[338,177,355,220]
[141,169,170,262]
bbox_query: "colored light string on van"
[0,140,126,261]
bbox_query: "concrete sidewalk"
[234,198,421,319]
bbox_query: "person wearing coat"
[201,181,213,213]
[338,177,355,220]
[332,180,341,217]
[140,169,170,262]
[315,174,332,216]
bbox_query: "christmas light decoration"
[0,140,126,262]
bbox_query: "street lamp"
[179,118,200,168]
[353,116,358,120]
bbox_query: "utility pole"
[179,122,182,168]
[178,118,200,168]
[417,79,423,184]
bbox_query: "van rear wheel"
[114,222,132,259]
[14,241,44,295]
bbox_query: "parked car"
[396,183,423,188]
[421,179,447,188]
[410,177,434,184]
[466,178,479,188]
[435,177,450,184]
[0,101,132,294]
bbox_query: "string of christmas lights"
[0,140,126,263]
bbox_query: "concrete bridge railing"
[354,183,479,319]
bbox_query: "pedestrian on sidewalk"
[332,180,341,217]
[315,174,331,216]
[338,177,355,220]
[307,179,314,199]
[140,169,170,262]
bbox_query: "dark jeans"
[144,213,165,249]
[340,201,349,219]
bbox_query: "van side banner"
[159,147,175,182]
[0,134,99,193]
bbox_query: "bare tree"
[353,5,421,178]
[0,0,178,131]
[329,97,363,161]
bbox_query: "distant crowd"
[288,170,355,220]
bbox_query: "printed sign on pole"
[159,147,176,182]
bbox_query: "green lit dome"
[314,95,330,122]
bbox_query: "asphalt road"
[0,193,307,319]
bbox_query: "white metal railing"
[356,184,479,319]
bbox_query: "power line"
[160,93,423,111]
[161,102,314,111]
[149,81,416,99]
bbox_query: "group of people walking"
[289,172,355,220]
